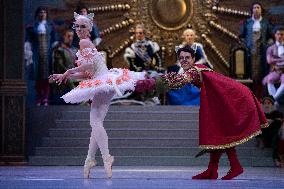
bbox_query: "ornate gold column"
[0,0,27,164]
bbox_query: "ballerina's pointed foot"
[83,159,97,179]
[103,155,114,178]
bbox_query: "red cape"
[197,66,267,149]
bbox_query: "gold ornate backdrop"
[50,0,284,75]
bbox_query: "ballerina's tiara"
[74,12,94,21]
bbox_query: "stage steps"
[27,105,274,166]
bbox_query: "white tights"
[86,91,115,161]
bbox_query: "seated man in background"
[261,96,283,167]
[124,24,163,73]
[175,29,213,69]
[263,26,284,104]
[120,24,163,105]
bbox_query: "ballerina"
[49,13,145,179]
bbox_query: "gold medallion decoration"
[149,0,193,31]
[51,0,284,74]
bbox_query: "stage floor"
[0,166,284,189]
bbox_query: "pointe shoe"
[103,155,114,178]
[192,168,218,179]
[83,159,97,179]
[221,167,243,180]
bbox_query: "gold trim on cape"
[194,66,213,72]
[199,126,266,150]
[194,66,213,85]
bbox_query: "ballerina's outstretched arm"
[49,70,93,85]
[49,63,94,84]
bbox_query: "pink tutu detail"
[62,68,145,103]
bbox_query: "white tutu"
[62,68,145,103]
